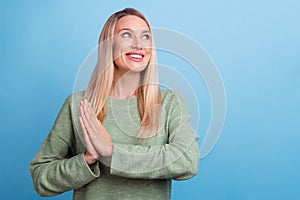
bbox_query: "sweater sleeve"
[110,91,200,180]
[30,95,100,197]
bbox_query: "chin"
[128,64,147,72]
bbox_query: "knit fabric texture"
[30,90,199,200]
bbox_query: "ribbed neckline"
[107,96,138,105]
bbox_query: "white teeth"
[129,54,142,59]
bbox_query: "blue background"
[1,0,299,199]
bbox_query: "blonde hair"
[84,8,162,138]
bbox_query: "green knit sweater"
[30,90,199,200]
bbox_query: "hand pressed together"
[79,99,113,165]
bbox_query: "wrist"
[84,151,98,165]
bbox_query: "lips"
[125,52,144,62]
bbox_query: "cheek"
[145,48,152,60]
[113,42,121,60]
[113,39,124,58]
[142,39,152,49]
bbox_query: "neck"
[110,69,141,99]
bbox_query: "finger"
[83,101,107,142]
[79,116,92,147]
[82,100,99,133]
[84,100,112,142]
[80,104,97,137]
[81,103,107,144]
[82,100,112,145]
[84,100,109,135]
[79,116,98,157]
[98,122,112,142]
[79,115,88,141]
[84,100,101,128]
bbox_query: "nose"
[131,36,143,50]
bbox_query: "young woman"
[30,8,199,200]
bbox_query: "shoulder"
[64,91,85,104]
[58,91,85,113]
[160,90,191,124]
[161,89,186,103]
[161,90,188,110]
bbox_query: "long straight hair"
[84,8,162,138]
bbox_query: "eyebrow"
[118,28,151,34]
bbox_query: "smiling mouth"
[126,53,144,62]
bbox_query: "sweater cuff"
[110,144,125,175]
[110,144,140,176]
[80,153,101,178]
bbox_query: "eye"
[121,32,132,38]
[142,34,151,40]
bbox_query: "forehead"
[115,15,149,32]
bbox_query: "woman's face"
[113,15,152,73]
